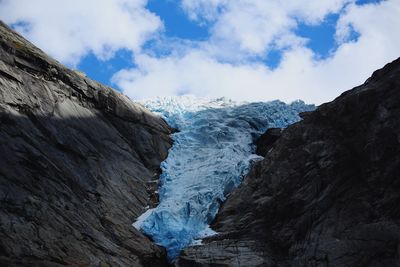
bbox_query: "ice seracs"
[133,95,314,260]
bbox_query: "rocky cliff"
[179,58,400,266]
[0,22,173,266]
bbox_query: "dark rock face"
[255,128,282,157]
[0,22,173,266]
[179,58,400,267]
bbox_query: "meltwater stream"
[133,96,314,260]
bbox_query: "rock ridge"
[0,21,173,266]
[179,57,400,266]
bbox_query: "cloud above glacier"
[0,0,162,65]
[1,0,399,104]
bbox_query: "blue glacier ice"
[133,96,315,260]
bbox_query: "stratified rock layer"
[179,59,400,267]
[0,22,173,266]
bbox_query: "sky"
[0,0,399,104]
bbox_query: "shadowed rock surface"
[179,58,400,267]
[255,128,283,157]
[0,22,173,266]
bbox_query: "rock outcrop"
[255,128,282,157]
[179,58,400,266]
[0,22,173,266]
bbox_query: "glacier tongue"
[133,96,314,260]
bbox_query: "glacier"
[133,96,315,260]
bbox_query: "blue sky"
[77,0,211,86]
[77,0,381,87]
[1,0,398,104]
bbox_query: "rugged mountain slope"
[0,22,173,266]
[179,58,400,267]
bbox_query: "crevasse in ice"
[133,96,315,260]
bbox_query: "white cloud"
[1,0,399,104]
[181,0,227,22]
[182,0,353,56]
[113,47,331,103]
[0,0,162,65]
[114,0,400,104]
